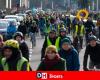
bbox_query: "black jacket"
[29,25,38,33]
[85,20,95,33]
[83,43,100,68]
[17,25,27,35]
[66,18,71,27]
[19,40,29,61]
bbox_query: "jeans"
[29,32,36,48]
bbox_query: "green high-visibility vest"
[47,37,60,50]
[1,57,30,71]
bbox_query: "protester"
[41,30,60,59]
[17,21,27,39]
[59,38,80,71]
[29,21,38,48]
[6,21,17,40]
[83,35,100,71]
[59,27,72,48]
[0,39,30,71]
[85,17,95,44]
[73,21,85,52]
[14,32,29,61]
[37,45,66,71]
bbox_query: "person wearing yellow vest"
[73,21,85,50]
[41,30,60,60]
[0,39,31,71]
[44,20,51,35]
[57,21,65,35]
[59,27,72,48]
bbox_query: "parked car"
[16,13,27,18]
[0,20,9,40]
[0,19,19,28]
[5,15,23,22]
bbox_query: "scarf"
[43,54,60,70]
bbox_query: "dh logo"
[37,72,48,79]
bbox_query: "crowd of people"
[0,11,100,71]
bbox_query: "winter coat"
[59,36,72,48]
[37,55,66,71]
[85,20,95,33]
[83,43,100,68]
[59,48,80,71]
[25,20,32,28]
[29,25,38,33]
[17,25,27,35]
[0,47,29,71]
[66,17,71,27]
[19,40,29,61]
[7,24,16,35]
[39,18,46,30]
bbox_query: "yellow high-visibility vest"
[75,25,84,36]
[47,37,60,50]
[1,57,30,71]
[57,24,65,34]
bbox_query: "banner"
[0,71,100,80]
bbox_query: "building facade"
[0,0,6,9]
[0,0,29,9]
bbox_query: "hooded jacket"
[7,24,16,35]
[59,48,80,71]
[19,40,29,61]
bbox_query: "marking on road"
[29,48,33,61]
